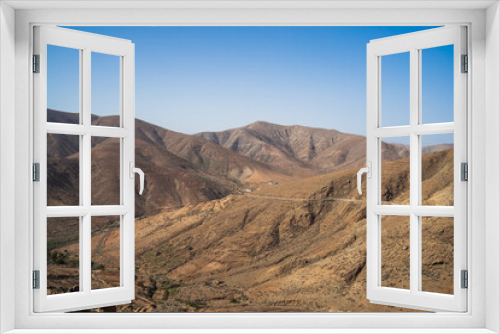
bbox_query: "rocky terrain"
[46,109,453,312]
[47,147,454,313]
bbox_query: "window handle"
[129,162,145,195]
[357,162,371,195]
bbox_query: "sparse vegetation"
[48,250,79,268]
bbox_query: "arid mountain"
[47,108,98,124]
[47,132,233,215]
[47,109,289,215]
[422,143,454,154]
[88,113,288,183]
[134,119,290,184]
[47,110,415,215]
[49,148,454,312]
[198,121,410,177]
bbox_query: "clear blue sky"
[49,26,454,145]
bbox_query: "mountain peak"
[247,120,316,130]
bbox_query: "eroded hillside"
[48,149,454,313]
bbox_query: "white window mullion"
[82,48,92,295]
[81,214,91,294]
[78,48,84,291]
[119,55,125,288]
[121,47,135,299]
[409,47,420,294]
[453,26,468,306]
[33,26,49,304]
[365,47,380,301]
[416,48,423,293]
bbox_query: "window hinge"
[461,162,468,182]
[33,54,40,73]
[461,270,468,289]
[33,163,40,182]
[461,54,468,73]
[32,270,40,289]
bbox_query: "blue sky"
[48,26,454,144]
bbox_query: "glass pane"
[381,137,410,205]
[47,45,80,124]
[421,45,454,124]
[91,216,121,290]
[47,134,80,206]
[91,137,121,206]
[381,215,410,290]
[47,217,80,295]
[421,217,454,294]
[91,52,121,127]
[421,133,454,206]
[381,52,410,127]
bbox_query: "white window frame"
[366,26,468,312]
[33,26,136,313]
[1,1,499,333]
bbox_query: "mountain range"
[47,109,414,216]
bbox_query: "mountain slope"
[65,148,453,312]
[134,119,290,183]
[47,110,234,215]
[47,109,292,215]
[197,121,409,176]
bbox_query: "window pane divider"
[373,205,454,217]
[413,123,454,135]
[46,206,89,217]
[46,122,129,138]
[372,123,454,138]
[46,205,129,217]
[47,123,87,135]
[90,126,129,138]
[412,206,455,217]
[372,126,411,138]
[373,205,411,215]
[90,205,129,216]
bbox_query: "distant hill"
[197,121,409,176]
[422,143,454,154]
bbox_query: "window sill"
[3,330,498,334]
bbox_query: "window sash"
[366,26,468,312]
[32,25,136,313]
